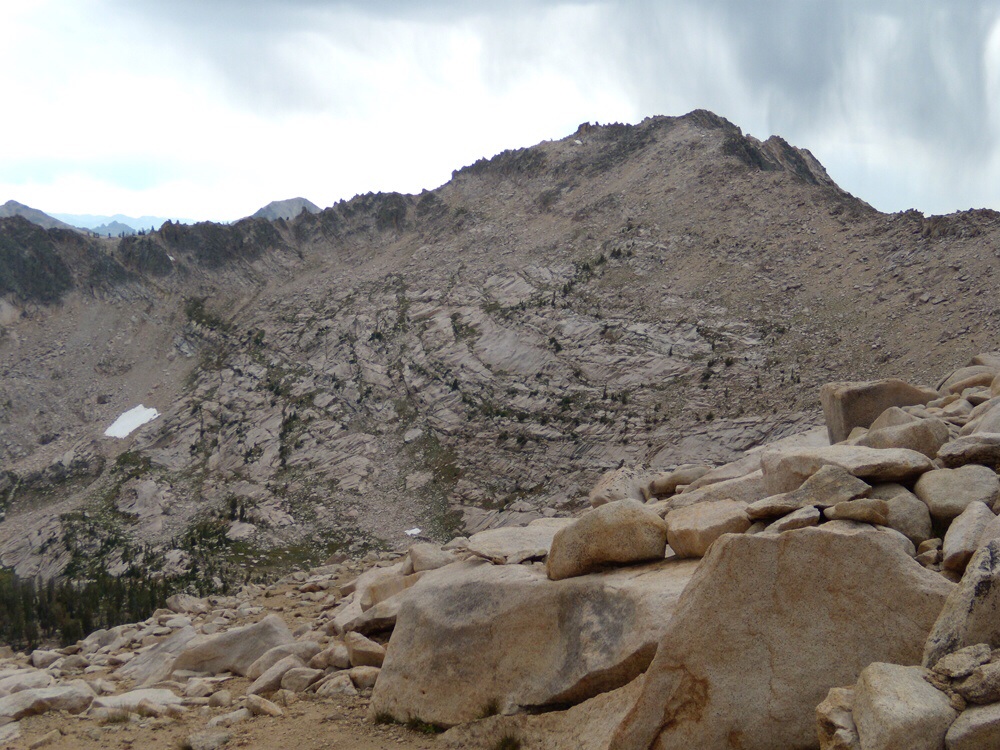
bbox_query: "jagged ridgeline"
[1,109,1000,594]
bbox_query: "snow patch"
[104,405,160,438]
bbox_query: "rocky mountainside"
[0,201,81,233]
[4,357,1000,749]
[0,110,998,585]
[250,198,320,221]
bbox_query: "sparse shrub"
[492,734,523,750]
[405,716,443,734]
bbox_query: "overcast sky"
[2,0,999,221]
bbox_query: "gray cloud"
[83,1,1000,212]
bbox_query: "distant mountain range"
[250,197,320,221]
[49,212,188,233]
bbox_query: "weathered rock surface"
[0,682,94,720]
[247,655,305,696]
[547,501,667,580]
[856,417,951,459]
[852,663,957,750]
[648,465,712,497]
[171,614,294,677]
[816,686,861,750]
[914,465,1000,522]
[820,379,938,444]
[466,519,574,565]
[117,625,199,687]
[441,676,645,750]
[946,702,1000,749]
[246,642,322,681]
[925,540,1000,668]
[823,498,890,525]
[664,499,750,558]
[871,484,934,547]
[747,464,871,520]
[943,502,997,572]
[609,525,954,750]
[761,445,933,495]
[939,434,1000,470]
[588,466,649,507]
[344,632,385,668]
[369,557,698,727]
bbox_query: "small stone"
[955,661,1000,704]
[816,687,860,750]
[185,730,232,750]
[932,643,991,679]
[316,672,357,697]
[765,505,820,533]
[28,729,61,749]
[246,694,283,717]
[344,632,385,668]
[348,666,380,690]
[207,708,249,728]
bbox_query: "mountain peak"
[250,197,321,221]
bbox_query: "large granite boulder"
[820,379,938,444]
[369,557,698,727]
[761,445,933,495]
[914,465,1000,522]
[171,615,294,677]
[547,501,667,580]
[609,525,954,750]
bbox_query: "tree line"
[0,570,170,650]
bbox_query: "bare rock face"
[820,379,938,444]
[664,500,750,558]
[609,525,954,750]
[547,501,668,580]
[925,540,1000,668]
[369,557,698,727]
[761,445,934,495]
[851,663,957,750]
[170,614,294,677]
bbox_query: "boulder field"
[6,354,1000,749]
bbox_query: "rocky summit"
[3,110,1000,747]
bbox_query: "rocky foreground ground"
[5,354,1000,748]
